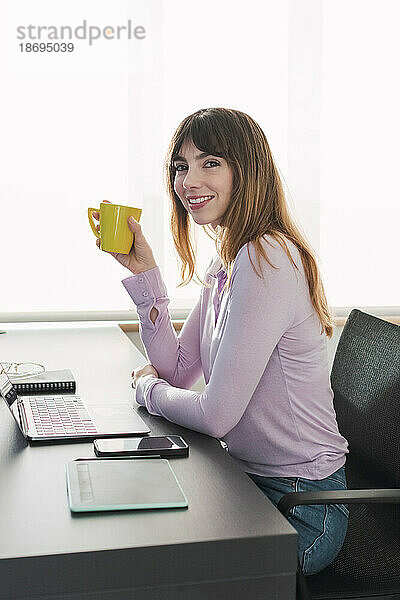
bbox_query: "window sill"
[120,314,400,333]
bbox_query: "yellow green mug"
[88,201,142,254]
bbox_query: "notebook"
[66,458,188,512]
[0,366,150,444]
[11,369,76,395]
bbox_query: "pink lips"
[187,196,214,210]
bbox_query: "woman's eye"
[174,160,219,172]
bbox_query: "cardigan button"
[142,291,149,297]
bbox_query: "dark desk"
[0,324,297,599]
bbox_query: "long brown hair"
[164,107,333,337]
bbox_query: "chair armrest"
[277,488,400,518]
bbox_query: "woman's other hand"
[131,364,159,389]
[93,200,158,274]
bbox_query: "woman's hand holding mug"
[92,200,158,274]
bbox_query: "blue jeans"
[246,465,349,576]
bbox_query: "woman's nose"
[183,168,202,189]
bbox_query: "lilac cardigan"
[122,235,348,479]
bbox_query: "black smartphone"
[94,435,189,458]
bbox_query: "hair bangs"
[172,112,229,165]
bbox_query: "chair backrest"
[331,309,400,488]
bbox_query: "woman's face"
[173,139,233,230]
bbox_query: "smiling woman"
[164,107,333,338]
[172,141,233,229]
[104,106,352,577]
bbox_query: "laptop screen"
[0,366,18,408]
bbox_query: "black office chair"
[277,309,400,600]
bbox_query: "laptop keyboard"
[28,396,98,437]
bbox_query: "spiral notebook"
[11,369,76,395]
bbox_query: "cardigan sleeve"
[122,261,211,390]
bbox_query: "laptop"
[0,366,150,444]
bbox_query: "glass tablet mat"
[66,458,188,512]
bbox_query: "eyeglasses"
[0,362,45,380]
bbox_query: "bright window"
[0,0,397,322]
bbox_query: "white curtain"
[320,0,399,308]
[0,0,398,322]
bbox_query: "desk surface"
[0,324,297,600]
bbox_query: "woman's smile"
[186,195,214,210]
